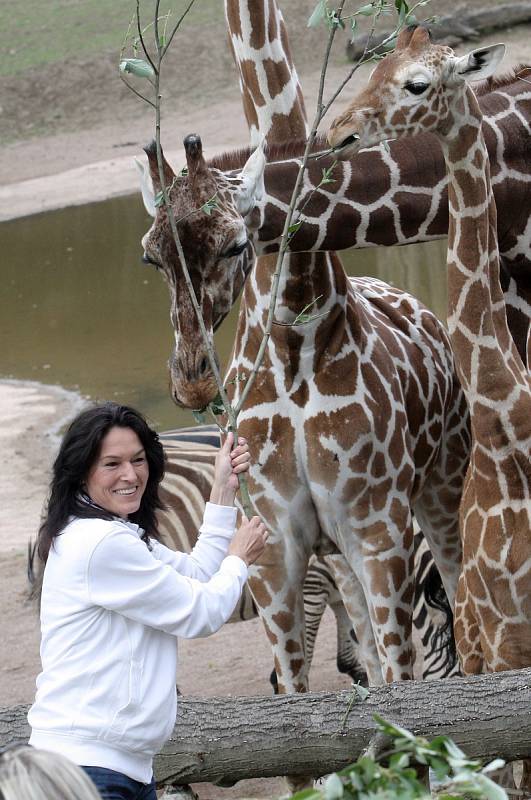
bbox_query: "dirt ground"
[1,2,530,798]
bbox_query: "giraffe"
[223,0,464,680]
[224,0,377,690]
[223,0,459,693]
[140,12,472,698]
[327,26,531,792]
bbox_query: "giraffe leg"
[454,566,484,674]
[324,553,383,685]
[336,514,416,684]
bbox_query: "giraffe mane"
[207,65,530,172]
[207,136,328,172]
[474,64,531,96]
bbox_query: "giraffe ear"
[453,44,505,82]
[134,157,156,218]
[236,142,266,217]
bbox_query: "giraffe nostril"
[339,133,360,149]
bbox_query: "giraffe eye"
[405,81,429,95]
[221,239,248,259]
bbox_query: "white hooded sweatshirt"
[28,502,247,783]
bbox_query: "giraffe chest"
[231,278,461,538]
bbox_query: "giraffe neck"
[225,0,307,143]
[225,0,351,355]
[441,86,528,430]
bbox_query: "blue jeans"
[82,766,157,800]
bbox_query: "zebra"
[158,426,460,686]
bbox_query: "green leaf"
[394,0,410,23]
[357,3,374,15]
[293,294,323,325]
[351,682,370,701]
[428,756,449,781]
[326,9,346,29]
[373,714,415,741]
[289,790,322,800]
[307,0,327,28]
[324,773,344,799]
[202,196,218,216]
[482,758,505,774]
[119,57,155,80]
[192,409,207,425]
[350,17,357,32]
[288,220,302,235]
[154,191,165,208]
[389,752,410,770]
[320,164,337,185]
[207,391,225,417]
[472,775,508,800]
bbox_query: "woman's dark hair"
[37,402,166,563]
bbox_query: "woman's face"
[85,426,149,519]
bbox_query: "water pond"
[1,194,447,430]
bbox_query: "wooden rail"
[3,668,531,786]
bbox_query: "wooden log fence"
[2,668,531,787]
[347,1,531,61]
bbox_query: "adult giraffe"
[223,0,377,686]
[328,26,531,791]
[140,12,471,698]
[222,0,460,686]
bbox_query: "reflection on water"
[0,194,447,430]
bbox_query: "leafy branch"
[290,716,508,800]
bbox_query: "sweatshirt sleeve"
[86,523,248,639]
[149,502,238,581]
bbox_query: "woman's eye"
[405,81,429,95]
[133,457,146,464]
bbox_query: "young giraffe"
[328,27,531,789]
[141,26,471,697]
[223,0,461,686]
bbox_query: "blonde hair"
[0,746,101,800]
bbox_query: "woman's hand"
[209,432,251,506]
[228,515,269,566]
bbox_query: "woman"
[28,402,267,800]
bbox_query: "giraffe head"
[327,26,505,158]
[137,135,265,409]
